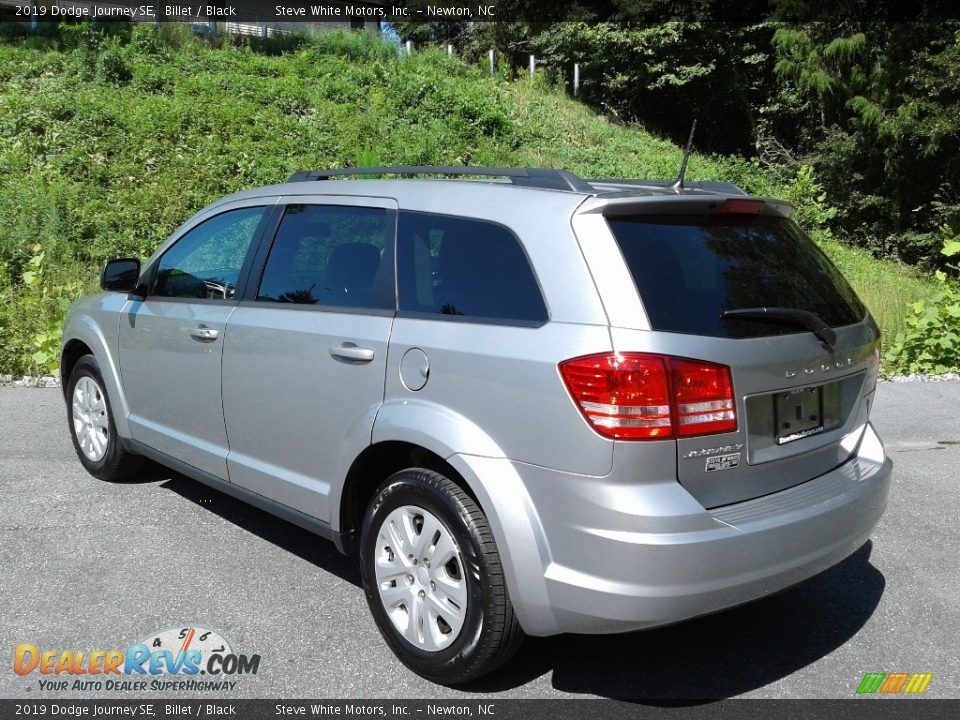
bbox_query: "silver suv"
[62,166,892,684]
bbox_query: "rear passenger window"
[257,204,390,309]
[397,211,547,324]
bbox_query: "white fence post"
[447,44,453,57]
[529,55,536,78]
[573,63,580,96]
[488,49,495,75]
[405,40,413,55]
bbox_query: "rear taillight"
[557,354,673,439]
[671,358,736,436]
[559,353,736,440]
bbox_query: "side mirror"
[100,258,142,294]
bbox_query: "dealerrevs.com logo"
[14,627,260,692]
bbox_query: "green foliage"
[0,243,79,375]
[780,164,837,239]
[129,24,169,59]
[307,28,400,62]
[0,25,940,375]
[773,28,869,118]
[95,39,132,86]
[527,22,772,154]
[885,232,960,374]
[769,24,960,268]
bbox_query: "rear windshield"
[607,214,866,338]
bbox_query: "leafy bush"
[95,41,132,86]
[306,29,398,62]
[130,24,169,60]
[885,232,960,374]
[780,164,838,240]
[0,243,80,375]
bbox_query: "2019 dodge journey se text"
[61,166,892,684]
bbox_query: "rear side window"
[607,215,866,338]
[257,204,390,309]
[397,211,547,324]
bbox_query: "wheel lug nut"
[418,590,425,601]
[406,575,414,585]
[430,581,436,591]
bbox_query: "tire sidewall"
[66,356,120,478]
[360,471,489,678]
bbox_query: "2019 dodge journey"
[62,166,892,684]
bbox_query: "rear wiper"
[721,307,837,349]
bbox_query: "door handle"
[329,343,375,363]
[190,326,219,342]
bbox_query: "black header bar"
[3,0,960,23]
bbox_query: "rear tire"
[360,468,524,684]
[66,354,145,482]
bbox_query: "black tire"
[66,354,145,482]
[360,468,524,684]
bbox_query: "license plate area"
[774,386,823,444]
[744,373,859,465]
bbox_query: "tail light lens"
[671,358,736,436]
[557,354,673,439]
[559,353,736,440]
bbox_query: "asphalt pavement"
[1,381,958,700]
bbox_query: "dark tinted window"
[397,212,547,324]
[607,215,865,338]
[153,207,265,300]
[257,204,390,308]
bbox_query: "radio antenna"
[671,119,697,190]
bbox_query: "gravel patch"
[885,372,960,383]
[0,374,61,388]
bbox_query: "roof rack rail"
[588,179,747,196]
[286,166,595,193]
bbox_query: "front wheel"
[359,469,524,684]
[66,354,144,482]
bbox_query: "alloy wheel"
[72,376,109,462]
[373,505,468,651]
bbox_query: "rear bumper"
[459,422,891,636]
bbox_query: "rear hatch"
[602,200,880,508]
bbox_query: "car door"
[221,197,396,521]
[118,201,276,479]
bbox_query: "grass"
[0,26,939,374]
